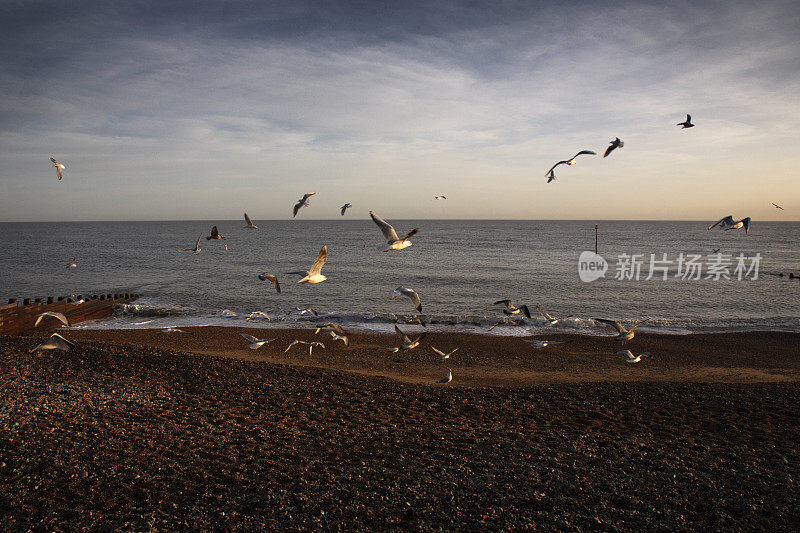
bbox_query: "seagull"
[369,211,419,251]
[240,333,277,349]
[219,309,238,318]
[594,318,649,343]
[603,137,624,158]
[180,234,202,253]
[494,300,531,318]
[708,216,751,233]
[66,258,77,268]
[535,306,573,326]
[772,203,784,210]
[387,325,426,352]
[285,340,325,356]
[246,311,271,321]
[487,318,526,331]
[243,213,258,229]
[434,195,447,200]
[711,248,721,254]
[616,350,652,363]
[436,369,453,384]
[315,322,348,336]
[296,245,328,284]
[292,192,316,217]
[258,273,281,293]
[30,333,74,352]
[50,157,65,180]
[522,339,572,348]
[432,346,459,360]
[340,203,352,216]
[544,150,596,182]
[328,330,349,347]
[677,114,695,128]
[296,306,318,316]
[158,327,187,334]
[392,286,422,313]
[206,226,224,240]
[34,311,71,327]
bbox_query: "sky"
[1,0,798,221]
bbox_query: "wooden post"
[47,297,54,304]
[8,299,16,305]
[35,298,42,303]
[595,225,598,254]
[23,298,30,305]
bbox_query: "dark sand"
[1,327,799,530]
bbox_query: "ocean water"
[1,220,798,335]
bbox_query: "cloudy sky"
[1,0,798,221]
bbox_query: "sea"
[1,220,798,335]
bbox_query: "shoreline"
[39,326,800,386]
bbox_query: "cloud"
[1,0,799,220]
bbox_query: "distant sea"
[1,220,798,335]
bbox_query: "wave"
[87,304,800,335]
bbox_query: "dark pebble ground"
[1,335,798,530]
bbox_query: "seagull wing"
[431,346,446,357]
[399,228,419,241]
[494,299,514,309]
[544,161,565,177]
[394,325,411,343]
[628,318,650,333]
[302,192,316,202]
[308,245,327,275]
[241,333,258,343]
[594,318,625,333]
[603,145,615,158]
[741,217,751,233]
[341,205,347,216]
[370,211,400,242]
[194,234,202,251]
[535,306,554,321]
[686,114,691,123]
[35,311,71,327]
[292,199,303,217]
[258,273,281,293]
[518,305,531,319]
[572,150,597,159]
[324,323,347,336]
[403,288,422,312]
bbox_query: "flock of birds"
[41,113,790,382]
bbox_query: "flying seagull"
[50,157,65,180]
[246,311,271,321]
[30,333,74,352]
[328,330,349,347]
[594,318,649,343]
[603,138,624,158]
[158,327,187,334]
[544,150,596,183]
[434,195,447,200]
[258,272,281,293]
[296,306,319,316]
[616,349,652,363]
[369,211,419,251]
[432,346,459,360]
[292,192,316,217]
[494,300,531,318]
[285,340,325,356]
[436,369,453,384]
[677,114,694,128]
[206,226,224,240]
[180,234,202,253]
[340,203,352,216]
[67,258,77,268]
[772,203,784,210]
[296,245,328,284]
[387,325,426,352]
[535,306,573,326]
[522,339,572,348]
[34,311,71,328]
[712,248,721,254]
[392,286,422,313]
[240,333,277,349]
[487,318,526,331]
[243,213,258,229]
[315,323,348,336]
[708,216,751,233]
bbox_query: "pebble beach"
[2,328,798,529]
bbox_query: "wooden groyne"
[0,293,139,336]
